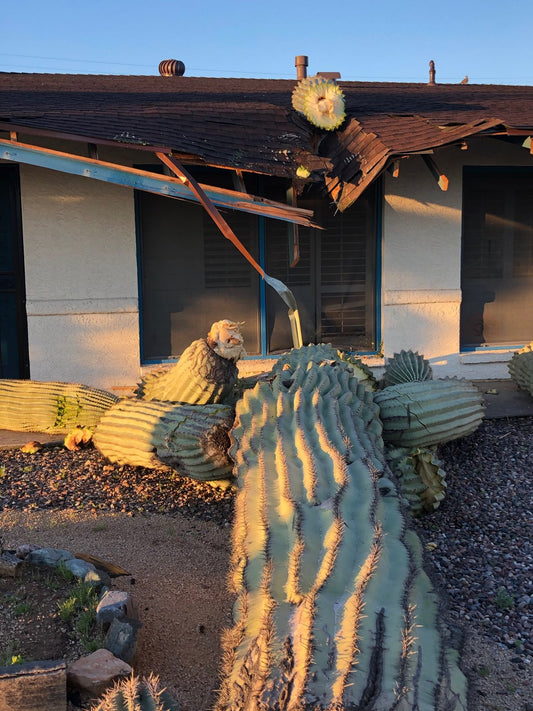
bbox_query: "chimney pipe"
[428,60,436,85]
[295,55,308,80]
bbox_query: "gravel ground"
[413,416,533,662]
[0,416,532,709]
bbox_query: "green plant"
[495,587,515,610]
[90,673,180,711]
[0,642,26,666]
[13,601,32,616]
[477,664,490,678]
[57,596,77,622]
[216,357,467,710]
[374,378,485,448]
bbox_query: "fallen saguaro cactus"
[0,379,118,434]
[508,342,533,397]
[135,320,246,404]
[216,356,467,711]
[93,398,235,480]
[374,378,484,448]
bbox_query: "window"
[461,168,533,348]
[137,170,379,361]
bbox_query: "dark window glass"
[0,166,28,378]
[266,182,378,353]
[461,168,533,347]
[137,169,378,360]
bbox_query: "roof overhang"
[0,137,318,227]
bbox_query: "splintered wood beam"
[422,155,449,191]
[389,160,400,178]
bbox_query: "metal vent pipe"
[428,60,436,85]
[295,55,308,80]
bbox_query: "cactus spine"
[0,379,118,434]
[508,342,533,396]
[89,673,179,711]
[216,356,467,711]
[93,399,235,480]
[374,378,484,448]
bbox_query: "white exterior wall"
[381,137,533,380]
[19,163,140,391]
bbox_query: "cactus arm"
[508,342,533,396]
[0,379,118,433]
[93,399,234,480]
[135,338,239,405]
[375,379,484,448]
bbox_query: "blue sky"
[1,0,531,85]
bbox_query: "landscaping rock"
[96,590,135,626]
[67,648,131,700]
[15,544,40,558]
[63,557,97,579]
[26,548,74,567]
[0,659,67,711]
[0,551,22,577]
[104,616,142,664]
[84,567,111,590]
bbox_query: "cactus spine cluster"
[216,353,467,711]
[90,673,179,711]
[508,342,533,397]
[0,379,118,434]
[93,398,235,480]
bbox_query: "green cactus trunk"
[135,338,239,405]
[216,359,467,711]
[508,342,533,396]
[90,673,179,711]
[374,378,484,448]
[93,398,235,480]
[0,379,118,434]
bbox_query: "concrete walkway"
[0,380,531,452]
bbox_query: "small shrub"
[494,587,515,610]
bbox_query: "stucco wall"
[382,137,533,380]
[19,163,140,391]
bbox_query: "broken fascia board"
[0,138,317,227]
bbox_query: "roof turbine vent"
[159,59,185,77]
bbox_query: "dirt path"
[0,509,234,711]
[1,508,531,711]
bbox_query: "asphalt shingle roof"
[2,73,533,209]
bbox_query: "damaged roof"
[1,72,533,210]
